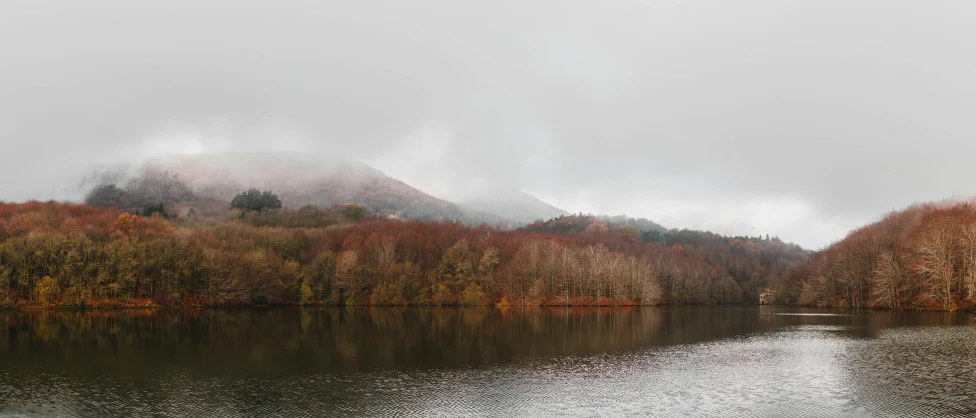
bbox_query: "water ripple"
[1,308,974,417]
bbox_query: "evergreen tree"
[140,202,168,218]
[231,189,283,212]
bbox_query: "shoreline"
[2,303,972,312]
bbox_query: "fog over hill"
[80,151,800,242]
[460,189,568,225]
[83,152,513,224]
[4,2,976,248]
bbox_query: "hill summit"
[84,152,502,224]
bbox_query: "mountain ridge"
[84,152,510,225]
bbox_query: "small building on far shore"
[759,289,776,305]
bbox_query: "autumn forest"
[2,193,976,311]
[0,197,806,309]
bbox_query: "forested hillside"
[0,201,744,308]
[84,169,215,212]
[526,215,809,303]
[794,201,976,311]
[84,153,504,225]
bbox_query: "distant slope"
[460,189,568,225]
[598,214,667,234]
[84,152,505,224]
[525,214,809,304]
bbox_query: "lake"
[1,306,974,417]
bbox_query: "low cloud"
[2,0,975,248]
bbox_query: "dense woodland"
[794,201,976,311]
[525,215,808,304]
[0,200,811,308]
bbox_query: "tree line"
[794,201,976,311]
[0,200,757,308]
[524,214,808,304]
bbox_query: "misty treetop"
[84,171,197,210]
[231,189,282,213]
[138,202,170,219]
[82,160,507,225]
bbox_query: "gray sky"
[2,0,976,249]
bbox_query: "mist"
[3,0,976,248]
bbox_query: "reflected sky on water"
[1,306,974,417]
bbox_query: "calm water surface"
[1,306,974,417]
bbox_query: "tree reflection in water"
[1,306,974,416]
